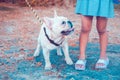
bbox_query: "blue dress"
[75,0,115,18]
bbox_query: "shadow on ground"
[0,43,120,80]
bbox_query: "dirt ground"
[0,3,120,80]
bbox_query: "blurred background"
[0,0,76,7]
[0,0,120,8]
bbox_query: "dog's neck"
[43,27,65,46]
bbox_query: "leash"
[25,0,43,25]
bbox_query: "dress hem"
[75,12,114,18]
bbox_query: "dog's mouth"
[61,28,74,35]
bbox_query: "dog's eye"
[61,21,66,25]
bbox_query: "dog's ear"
[54,10,58,18]
[43,17,53,29]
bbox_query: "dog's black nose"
[67,21,73,28]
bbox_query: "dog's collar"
[43,27,63,46]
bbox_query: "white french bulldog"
[34,11,74,70]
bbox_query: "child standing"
[75,0,115,70]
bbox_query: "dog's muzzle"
[61,28,74,35]
[61,21,74,35]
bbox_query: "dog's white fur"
[34,11,73,70]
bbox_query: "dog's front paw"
[65,58,73,65]
[45,64,52,70]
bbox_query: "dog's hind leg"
[57,47,62,56]
[34,44,41,57]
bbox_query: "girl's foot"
[75,59,86,70]
[95,58,109,69]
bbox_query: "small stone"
[36,62,42,67]
[26,56,34,61]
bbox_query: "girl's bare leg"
[79,15,93,60]
[96,17,108,59]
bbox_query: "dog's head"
[44,11,74,36]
